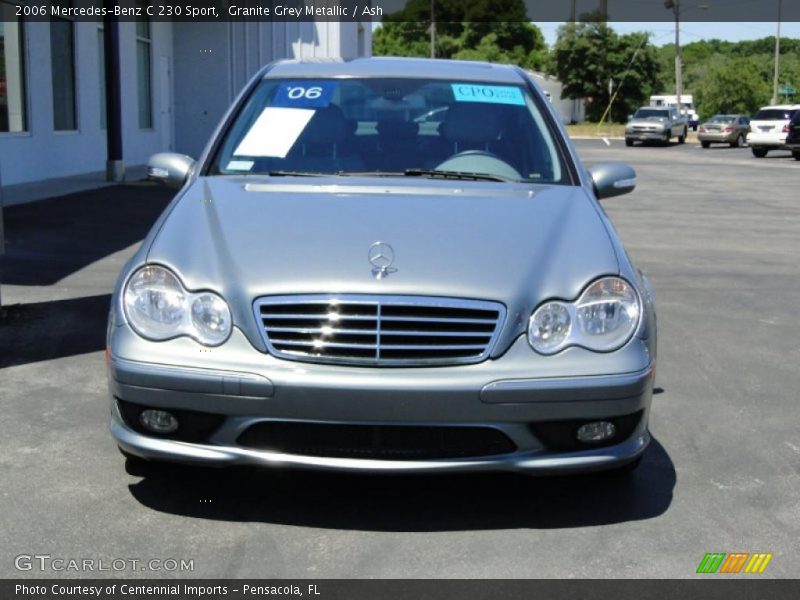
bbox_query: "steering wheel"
[435,150,522,181]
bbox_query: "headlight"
[528,277,640,355]
[123,265,232,346]
[527,301,571,354]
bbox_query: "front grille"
[254,295,506,366]
[237,422,517,460]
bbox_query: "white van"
[650,94,699,130]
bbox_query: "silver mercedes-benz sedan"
[108,57,656,475]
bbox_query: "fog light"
[139,409,179,434]
[576,421,616,443]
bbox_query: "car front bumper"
[625,129,667,141]
[109,325,655,475]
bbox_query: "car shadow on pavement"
[127,437,675,531]
[0,294,110,368]
[0,182,173,286]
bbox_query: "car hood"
[147,177,620,350]
[627,118,666,127]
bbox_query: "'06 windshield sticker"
[272,81,335,108]
[451,83,525,106]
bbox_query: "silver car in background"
[108,58,656,476]
[698,114,750,148]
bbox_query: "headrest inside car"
[376,120,419,140]
[440,104,503,144]
[301,105,348,145]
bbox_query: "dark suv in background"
[786,112,800,160]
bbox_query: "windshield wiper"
[266,170,329,177]
[261,170,512,182]
[403,168,512,183]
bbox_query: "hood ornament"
[368,242,397,279]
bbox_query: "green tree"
[373,0,546,70]
[548,20,660,122]
[654,37,800,115]
[694,57,771,117]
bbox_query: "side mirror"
[147,153,195,189]
[588,163,636,200]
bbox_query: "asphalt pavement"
[1,141,799,578]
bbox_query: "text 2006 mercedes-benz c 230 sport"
[108,57,657,475]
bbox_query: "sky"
[537,21,800,47]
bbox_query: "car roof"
[263,57,527,84]
[756,104,800,110]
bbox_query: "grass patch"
[565,122,627,138]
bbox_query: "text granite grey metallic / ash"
[108,57,657,476]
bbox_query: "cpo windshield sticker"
[451,83,525,106]
[272,81,336,108]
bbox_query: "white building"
[527,71,585,124]
[0,11,370,186]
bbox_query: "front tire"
[663,131,671,146]
[625,138,634,147]
[793,150,800,161]
[731,134,745,148]
[678,128,687,144]
[701,141,710,148]
[752,147,768,158]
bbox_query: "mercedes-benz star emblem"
[368,242,397,279]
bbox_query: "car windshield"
[210,77,567,184]
[708,115,735,123]
[753,109,798,120]
[634,109,669,119]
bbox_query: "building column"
[103,11,125,182]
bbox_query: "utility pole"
[772,0,782,104]
[599,0,608,20]
[430,0,435,58]
[665,0,682,117]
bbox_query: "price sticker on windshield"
[273,82,335,108]
[451,83,525,106]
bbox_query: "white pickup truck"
[625,106,689,146]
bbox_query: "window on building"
[136,12,152,129]
[0,1,27,133]
[51,17,77,130]
[98,25,106,129]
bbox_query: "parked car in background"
[697,114,750,148]
[747,104,800,157]
[785,111,800,160]
[625,106,688,146]
[108,57,656,477]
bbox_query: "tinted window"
[753,109,798,120]
[210,78,568,184]
[708,115,735,123]
[634,109,670,119]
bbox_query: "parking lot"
[1,139,799,578]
